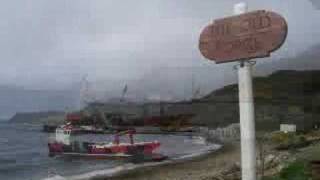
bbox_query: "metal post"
[234,2,257,180]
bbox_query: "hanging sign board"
[199,10,288,63]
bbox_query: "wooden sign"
[199,10,288,63]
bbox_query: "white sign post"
[199,2,287,180]
[234,3,257,180]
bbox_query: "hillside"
[191,70,320,131]
[0,85,79,118]
[79,70,320,132]
[9,111,65,125]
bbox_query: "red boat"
[48,128,161,159]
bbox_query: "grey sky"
[1,0,320,100]
[310,0,320,9]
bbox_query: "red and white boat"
[48,127,161,159]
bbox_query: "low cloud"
[0,0,320,100]
[309,0,320,9]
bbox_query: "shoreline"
[41,131,320,180]
[102,142,239,180]
[44,142,225,180]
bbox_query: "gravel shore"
[99,142,240,180]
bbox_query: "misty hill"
[85,70,320,132]
[0,85,79,119]
[39,69,320,132]
[9,111,65,125]
[191,70,320,131]
[256,43,320,74]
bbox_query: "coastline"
[44,142,226,180]
[40,130,320,180]
[97,142,240,180]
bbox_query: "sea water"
[0,122,220,180]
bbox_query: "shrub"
[271,132,309,150]
[263,161,311,180]
[279,161,311,180]
[271,131,293,144]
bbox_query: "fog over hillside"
[88,43,320,102]
[1,0,320,118]
[0,86,79,119]
[2,42,320,119]
[1,0,319,89]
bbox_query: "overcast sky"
[1,0,320,100]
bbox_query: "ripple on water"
[0,123,221,180]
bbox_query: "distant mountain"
[83,43,320,105]
[83,69,320,132]
[0,85,79,119]
[189,70,320,131]
[9,111,65,124]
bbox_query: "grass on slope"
[263,161,311,180]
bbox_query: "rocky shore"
[96,142,240,180]
[97,132,320,180]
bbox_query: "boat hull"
[48,141,160,158]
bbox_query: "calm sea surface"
[0,122,218,180]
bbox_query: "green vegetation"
[271,132,309,150]
[263,141,320,180]
[191,70,320,129]
[297,142,320,162]
[263,161,311,180]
